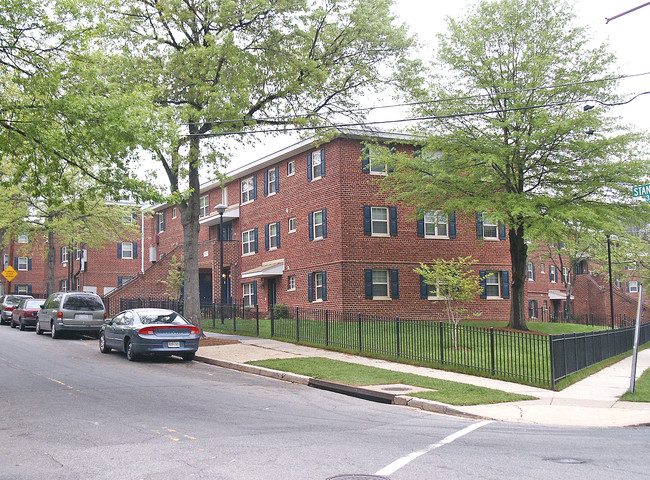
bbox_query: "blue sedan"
[99,308,200,361]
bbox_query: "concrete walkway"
[196,334,650,427]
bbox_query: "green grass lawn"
[620,367,650,402]
[249,357,536,406]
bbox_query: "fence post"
[325,310,329,347]
[396,316,400,358]
[213,302,216,329]
[358,313,362,352]
[490,327,495,375]
[549,335,556,390]
[270,303,275,337]
[439,321,444,364]
[296,308,300,343]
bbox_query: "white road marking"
[375,420,493,476]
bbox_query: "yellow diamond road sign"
[2,266,18,282]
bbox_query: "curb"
[195,355,488,420]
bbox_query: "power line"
[188,90,650,138]
[181,71,650,127]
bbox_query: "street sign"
[1,266,18,282]
[632,183,650,197]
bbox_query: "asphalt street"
[1,327,648,479]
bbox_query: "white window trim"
[242,229,256,256]
[17,257,29,271]
[172,207,177,219]
[287,275,296,291]
[482,214,499,240]
[287,161,295,177]
[17,233,28,243]
[267,168,277,196]
[372,269,391,300]
[311,149,323,181]
[288,217,296,233]
[368,145,388,176]
[313,272,324,302]
[423,210,449,239]
[485,272,502,299]
[426,283,448,301]
[540,263,545,274]
[562,267,571,285]
[61,247,69,264]
[243,283,255,307]
[199,195,209,218]
[549,265,557,283]
[313,210,324,240]
[527,262,534,281]
[158,213,165,233]
[241,177,255,205]
[121,242,134,260]
[629,281,639,293]
[269,223,278,250]
[371,207,390,237]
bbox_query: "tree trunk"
[507,225,529,331]
[179,134,202,333]
[47,228,55,296]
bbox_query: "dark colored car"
[10,298,46,330]
[0,295,33,325]
[99,308,200,361]
[36,291,106,338]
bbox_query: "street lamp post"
[607,235,615,329]
[215,204,227,324]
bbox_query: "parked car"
[0,295,33,325]
[99,308,200,361]
[10,298,46,330]
[36,291,106,338]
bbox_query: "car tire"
[181,352,196,361]
[19,319,25,331]
[126,340,137,361]
[51,322,60,339]
[35,321,43,335]
[10,318,16,328]
[99,332,111,354]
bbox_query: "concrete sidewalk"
[196,333,650,428]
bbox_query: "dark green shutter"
[476,212,483,239]
[502,271,510,299]
[264,224,269,251]
[390,269,399,299]
[133,243,138,259]
[308,212,314,241]
[252,176,257,200]
[499,221,506,240]
[364,269,373,299]
[363,206,371,235]
[253,228,258,253]
[308,274,313,302]
[420,276,428,299]
[275,166,280,192]
[389,207,398,236]
[479,270,487,299]
[320,148,325,177]
[264,170,268,196]
[321,271,327,301]
[449,211,457,238]
[307,153,312,181]
[117,243,122,259]
[322,208,327,238]
[276,221,281,248]
[417,218,424,237]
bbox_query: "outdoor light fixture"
[215,203,227,324]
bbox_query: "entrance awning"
[199,206,240,227]
[241,259,285,279]
[548,289,574,300]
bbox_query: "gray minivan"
[36,292,106,338]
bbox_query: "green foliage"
[161,254,184,300]
[387,0,650,331]
[273,303,290,320]
[415,257,482,347]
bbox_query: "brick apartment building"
[0,214,144,299]
[109,130,515,321]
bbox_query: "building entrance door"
[268,278,277,312]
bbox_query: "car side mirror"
[40,304,45,309]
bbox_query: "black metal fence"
[109,297,650,389]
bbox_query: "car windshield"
[24,300,42,309]
[138,312,188,325]
[62,295,104,311]
[7,297,27,306]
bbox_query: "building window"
[288,217,296,233]
[199,195,209,218]
[242,229,257,256]
[157,211,166,233]
[528,300,539,318]
[15,284,31,294]
[287,161,295,176]
[549,265,557,283]
[481,213,498,239]
[3,254,8,269]
[484,272,501,298]
[369,145,388,175]
[424,211,448,238]
[371,207,389,236]
[372,270,390,298]
[313,272,324,301]
[540,263,545,274]
[241,176,255,204]
[267,222,279,250]
[562,267,570,285]
[628,281,639,293]
[172,207,177,219]
[243,283,256,307]
[312,210,324,240]
[17,257,29,271]
[59,279,69,291]
[309,149,324,181]
[119,242,136,260]
[527,262,535,281]
[61,247,69,263]
[221,186,228,206]
[288,275,296,291]
[267,168,277,195]
[17,233,28,243]
[75,248,83,261]
[364,268,399,300]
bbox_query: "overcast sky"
[204,0,650,178]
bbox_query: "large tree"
[108,0,417,329]
[386,0,650,330]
